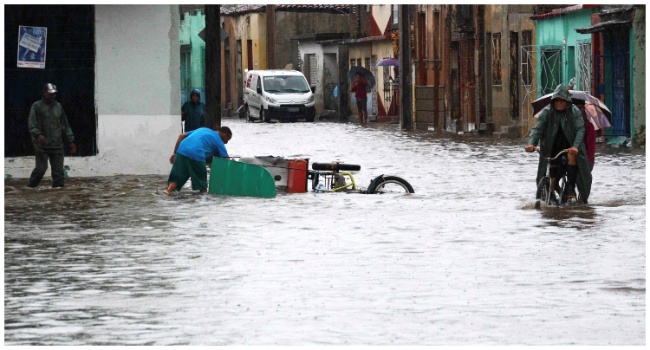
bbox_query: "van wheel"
[245,106,254,122]
[261,109,270,123]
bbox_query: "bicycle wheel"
[535,177,551,208]
[367,175,414,194]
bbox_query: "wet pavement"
[4,119,646,345]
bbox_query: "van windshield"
[263,76,310,93]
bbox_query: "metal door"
[540,47,562,95]
[459,39,475,131]
[610,28,630,137]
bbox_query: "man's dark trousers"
[28,148,65,188]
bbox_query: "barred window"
[492,33,502,86]
[521,30,533,86]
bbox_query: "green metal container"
[208,158,276,198]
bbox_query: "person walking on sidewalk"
[351,73,368,125]
[165,126,232,194]
[27,83,77,188]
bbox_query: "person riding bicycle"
[525,84,592,203]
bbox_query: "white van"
[243,69,316,122]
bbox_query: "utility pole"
[433,7,440,130]
[266,5,276,69]
[205,5,222,129]
[398,5,413,130]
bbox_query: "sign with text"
[17,25,47,69]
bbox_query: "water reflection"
[538,205,599,230]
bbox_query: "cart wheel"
[367,175,414,194]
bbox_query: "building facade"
[5,5,182,178]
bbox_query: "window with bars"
[305,54,317,84]
[521,31,533,86]
[541,47,562,94]
[577,40,592,92]
[181,46,191,96]
[492,33,502,86]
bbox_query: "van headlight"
[307,95,315,103]
[265,95,277,104]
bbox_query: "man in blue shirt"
[164,126,232,194]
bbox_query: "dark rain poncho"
[528,84,593,202]
[181,89,205,132]
[28,99,75,150]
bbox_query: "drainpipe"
[205,5,222,128]
[433,6,440,130]
[399,5,413,130]
[266,5,276,69]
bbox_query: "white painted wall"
[5,5,182,178]
[298,41,324,114]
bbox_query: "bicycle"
[532,147,568,208]
[310,162,414,194]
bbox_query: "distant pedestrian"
[27,83,77,188]
[165,126,232,194]
[351,73,368,125]
[181,89,205,132]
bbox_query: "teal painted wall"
[180,11,206,104]
[534,10,594,96]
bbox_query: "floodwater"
[4,119,646,345]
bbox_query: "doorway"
[4,5,97,157]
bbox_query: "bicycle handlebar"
[533,147,568,160]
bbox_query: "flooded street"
[4,119,645,345]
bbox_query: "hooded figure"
[181,89,205,132]
[527,84,592,203]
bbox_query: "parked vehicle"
[243,69,316,123]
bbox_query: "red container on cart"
[287,159,309,193]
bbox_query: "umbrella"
[584,102,612,130]
[531,89,612,118]
[376,57,399,67]
[348,66,376,89]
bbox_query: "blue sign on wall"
[17,25,47,69]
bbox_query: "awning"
[576,19,632,34]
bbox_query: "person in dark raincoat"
[525,84,592,203]
[27,83,77,188]
[181,89,205,132]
